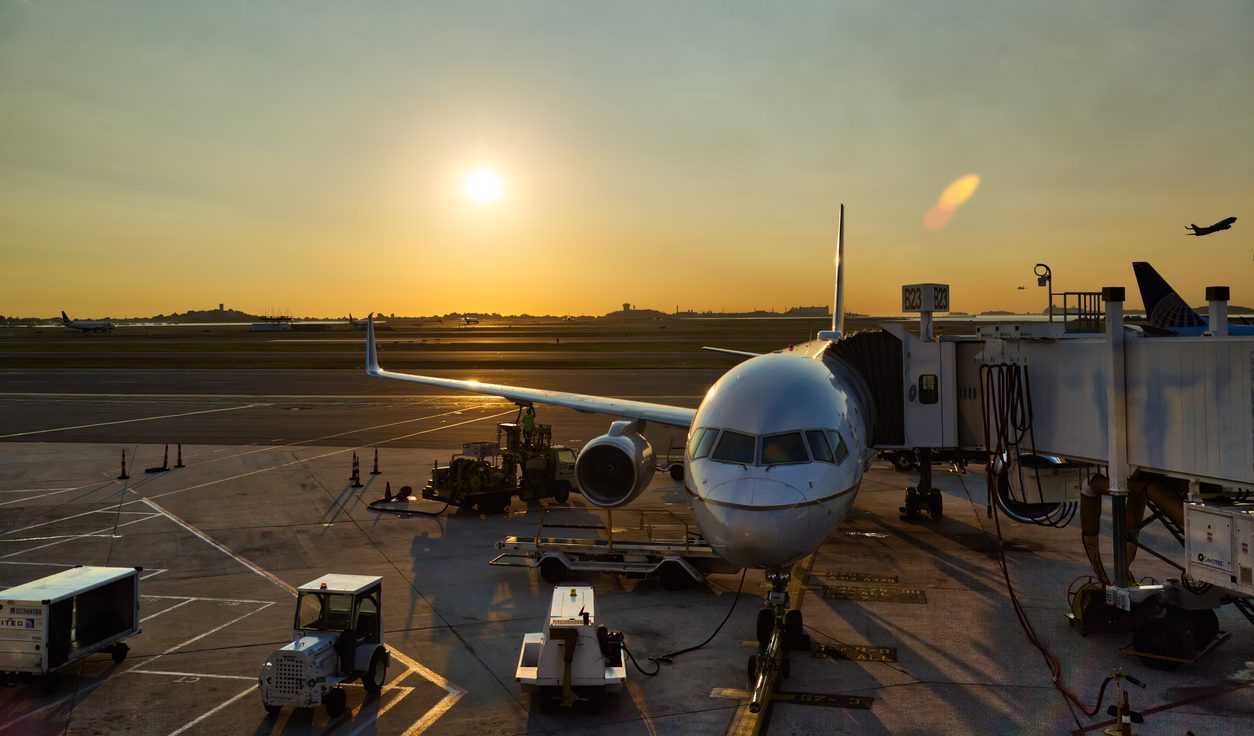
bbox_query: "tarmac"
[1,371,1251,735]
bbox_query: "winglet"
[817,203,845,341]
[365,313,380,375]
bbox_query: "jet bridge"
[838,282,1253,668]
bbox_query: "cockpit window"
[826,430,849,464]
[806,430,834,463]
[761,432,810,465]
[688,428,718,460]
[711,431,755,464]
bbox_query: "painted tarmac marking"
[0,403,264,439]
[128,669,257,682]
[140,497,297,595]
[0,515,155,558]
[144,407,518,502]
[166,685,255,736]
[0,483,109,508]
[2,501,147,536]
[127,601,275,673]
[139,598,196,623]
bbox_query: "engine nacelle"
[574,420,656,508]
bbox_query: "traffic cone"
[383,482,393,502]
[370,448,381,475]
[118,450,129,480]
[161,444,169,470]
[175,443,185,468]
[351,452,363,489]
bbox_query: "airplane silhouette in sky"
[1184,216,1236,236]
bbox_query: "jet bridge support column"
[1206,286,1229,337]
[1104,288,1131,591]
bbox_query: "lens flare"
[924,173,980,230]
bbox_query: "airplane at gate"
[365,206,871,581]
[60,311,116,333]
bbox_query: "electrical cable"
[979,364,1114,719]
[623,568,748,676]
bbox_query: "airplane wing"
[702,346,762,358]
[365,316,696,428]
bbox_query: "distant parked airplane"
[1131,262,1253,336]
[60,311,115,333]
[348,314,368,328]
[1184,216,1236,236]
[463,316,480,325]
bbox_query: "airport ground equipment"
[491,508,730,588]
[515,585,626,709]
[422,420,577,514]
[0,566,140,675]
[258,574,388,718]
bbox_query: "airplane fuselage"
[683,344,871,569]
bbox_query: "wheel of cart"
[110,643,129,663]
[539,556,568,584]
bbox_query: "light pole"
[1035,263,1054,322]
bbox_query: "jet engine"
[574,420,656,508]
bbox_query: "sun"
[465,168,502,204]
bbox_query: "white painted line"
[0,560,75,567]
[141,594,272,605]
[1,516,154,558]
[130,669,256,682]
[140,598,196,623]
[140,498,297,596]
[128,602,273,672]
[87,509,161,515]
[140,568,167,580]
[4,499,146,535]
[0,487,79,493]
[0,403,264,438]
[0,484,105,508]
[166,685,255,736]
[146,408,518,502]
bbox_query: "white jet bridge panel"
[1126,339,1252,485]
[980,335,1253,487]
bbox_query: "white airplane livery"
[364,205,871,577]
[61,311,116,333]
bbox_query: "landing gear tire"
[783,610,809,650]
[324,687,347,718]
[363,649,388,693]
[669,464,684,482]
[756,609,775,652]
[1133,618,1187,671]
[539,557,568,585]
[747,654,759,687]
[928,492,943,520]
[901,488,921,520]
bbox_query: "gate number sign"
[902,283,950,313]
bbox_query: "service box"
[0,566,140,674]
[1185,502,1254,595]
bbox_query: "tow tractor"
[516,585,626,710]
[258,574,389,719]
[422,412,577,514]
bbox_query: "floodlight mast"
[1035,263,1054,322]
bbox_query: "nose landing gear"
[748,570,810,713]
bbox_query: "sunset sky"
[2,1,1251,317]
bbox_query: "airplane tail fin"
[61,311,71,325]
[365,313,380,374]
[818,203,846,341]
[1132,262,1206,329]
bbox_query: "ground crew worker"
[522,406,535,446]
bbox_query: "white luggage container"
[0,566,141,675]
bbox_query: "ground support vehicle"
[258,574,389,718]
[515,585,625,709]
[422,419,577,514]
[0,566,140,675]
[491,508,732,589]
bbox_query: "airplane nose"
[691,477,812,569]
